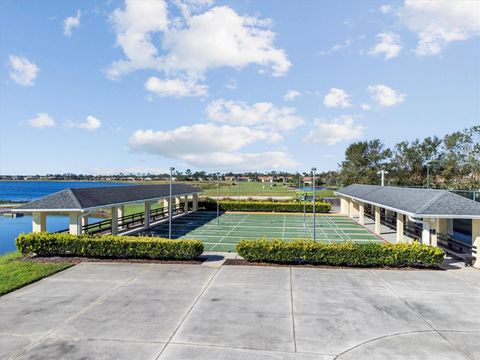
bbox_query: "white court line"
[210,213,249,251]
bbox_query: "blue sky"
[1,0,479,175]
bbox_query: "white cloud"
[283,89,301,101]
[27,113,55,128]
[182,151,299,170]
[145,76,207,97]
[367,84,406,107]
[304,115,365,145]
[128,123,293,169]
[369,32,402,60]
[380,4,392,14]
[63,10,81,37]
[205,99,304,131]
[173,0,214,18]
[323,88,352,108]
[67,115,102,131]
[361,103,371,111]
[108,1,290,84]
[399,0,480,56]
[318,37,353,55]
[8,55,40,86]
[225,78,238,90]
[129,123,281,157]
[107,0,168,78]
[161,6,291,78]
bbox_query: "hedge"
[199,199,331,213]
[16,232,203,260]
[236,239,445,268]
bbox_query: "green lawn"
[0,252,72,296]
[202,181,298,196]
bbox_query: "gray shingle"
[16,184,201,211]
[335,184,480,218]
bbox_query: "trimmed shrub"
[199,199,331,213]
[16,232,203,260]
[236,239,445,268]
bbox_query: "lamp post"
[168,167,175,239]
[312,167,317,242]
[377,170,388,186]
[217,172,221,227]
[237,175,240,199]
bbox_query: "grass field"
[139,212,382,252]
[0,252,72,296]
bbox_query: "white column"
[32,212,46,233]
[340,198,347,215]
[359,203,365,225]
[175,196,181,211]
[184,195,189,213]
[349,200,354,219]
[422,218,431,245]
[111,206,118,235]
[144,201,151,229]
[80,215,88,234]
[192,194,199,211]
[69,212,79,235]
[117,205,125,229]
[472,219,480,268]
[396,213,404,243]
[447,219,454,236]
[374,206,381,235]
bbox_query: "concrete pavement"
[1,263,479,359]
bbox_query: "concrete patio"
[1,263,480,359]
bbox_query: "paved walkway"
[1,263,480,359]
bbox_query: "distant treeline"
[337,125,479,190]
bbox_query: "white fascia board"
[13,209,82,212]
[335,193,480,220]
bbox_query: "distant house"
[224,176,236,182]
[258,175,273,182]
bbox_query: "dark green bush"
[199,199,331,213]
[236,239,444,268]
[16,232,203,260]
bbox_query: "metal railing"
[56,204,186,235]
[437,233,476,266]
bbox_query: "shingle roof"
[335,184,480,218]
[16,184,201,211]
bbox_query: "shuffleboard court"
[138,212,383,252]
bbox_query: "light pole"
[237,175,240,199]
[377,169,389,186]
[426,162,430,189]
[217,172,221,227]
[168,167,175,239]
[312,167,317,242]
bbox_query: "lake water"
[0,181,128,255]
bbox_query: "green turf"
[139,212,382,252]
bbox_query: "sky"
[0,0,479,175]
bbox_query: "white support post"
[473,219,480,268]
[349,200,354,219]
[192,194,199,212]
[144,202,151,229]
[447,219,454,236]
[117,205,125,229]
[111,206,118,235]
[396,213,404,243]
[69,212,79,235]
[32,212,47,233]
[340,198,347,215]
[374,206,381,235]
[358,203,365,225]
[80,216,88,234]
[184,195,189,213]
[422,218,431,245]
[175,197,181,212]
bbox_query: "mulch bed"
[19,256,205,265]
[224,258,443,271]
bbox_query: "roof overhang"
[13,190,201,213]
[335,191,480,220]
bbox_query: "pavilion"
[335,184,480,267]
[14,184,202,236]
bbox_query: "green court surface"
[139,212,383,252]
